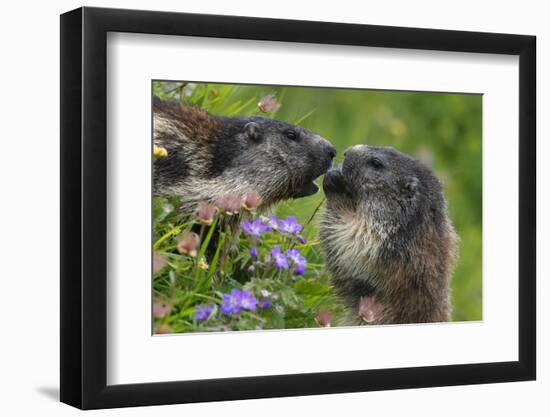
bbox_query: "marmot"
[319,145,457,325]
[153,97,336,211]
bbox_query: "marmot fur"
[319,145,457,325]
[153,97,336,211]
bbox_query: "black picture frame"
[60,6,536,410]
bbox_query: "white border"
[106,33,519,385]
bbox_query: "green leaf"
[152,198,174,222]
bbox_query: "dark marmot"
[153,97,336,211]
[319,145,457,325]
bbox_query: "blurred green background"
[154,81,482,322]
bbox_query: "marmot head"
[215,115,336,203]
[322,144,445,240]
[154,99,336,209]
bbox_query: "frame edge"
[61,6,537,409]
[60,7,84,409]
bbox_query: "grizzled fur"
[153,97,335,211]
[319,145,457,325]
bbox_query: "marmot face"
[153,99,336,210]
[323,144,442,233]
[221,116,336,201]
[319,144,457,325]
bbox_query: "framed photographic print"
[60,6,536,410]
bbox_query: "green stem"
[153,223,190,250]
[304,197,325,229]
[194,215,219,288]
[207,231,226,283]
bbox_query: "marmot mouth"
[293,154,335,198]
[293,181,320,198]
[322,167,350,197]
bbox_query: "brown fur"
[155,100,222,148]
[319,145,458,325]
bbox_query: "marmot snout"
[319,144,457,325]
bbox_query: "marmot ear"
[404,176,419,195]
[244,122,261,141]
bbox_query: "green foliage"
[153,196,344,333]
[152,81,482,332]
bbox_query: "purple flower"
[286,248,306,265]
[250,246,258,261]
[195,305,214,321]
[242,219,271,238]
[270,246,289,270]
[278,216,303,234]
[220,289,258,315]
[261,214,278,230]
[239,290,258,311]
[293,264,306,276]
[259,299,272,309]
[299,236,307,245]
[286,248,307,275]
[221,289,243,315]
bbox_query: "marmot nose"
[326,144,336,160]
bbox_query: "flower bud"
[196,201,218,225]
[258,94,281,113]
[153,252,167,274]
[153,145,168,158]
[197,257,209,271]
[359,296,381,324]
[217,193,242,215]
[177,232,200,257]
[242,191,262,211]
[250,246,258,261]
[315,309,333,327]
[153,300,171,319]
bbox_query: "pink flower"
[153,300,171,319]
[242,191,262,211]
[216,193,242,215]
[177,232,200,257]
[153,252,167,273]
[359,296,382,324]
[196,201,218,225]
[315,310,333,327]
[257,94,281,113]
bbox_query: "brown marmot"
[319,145,457,325]
[153,97,336,211]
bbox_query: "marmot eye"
[369,157,384,169]
[285,130,297,140]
